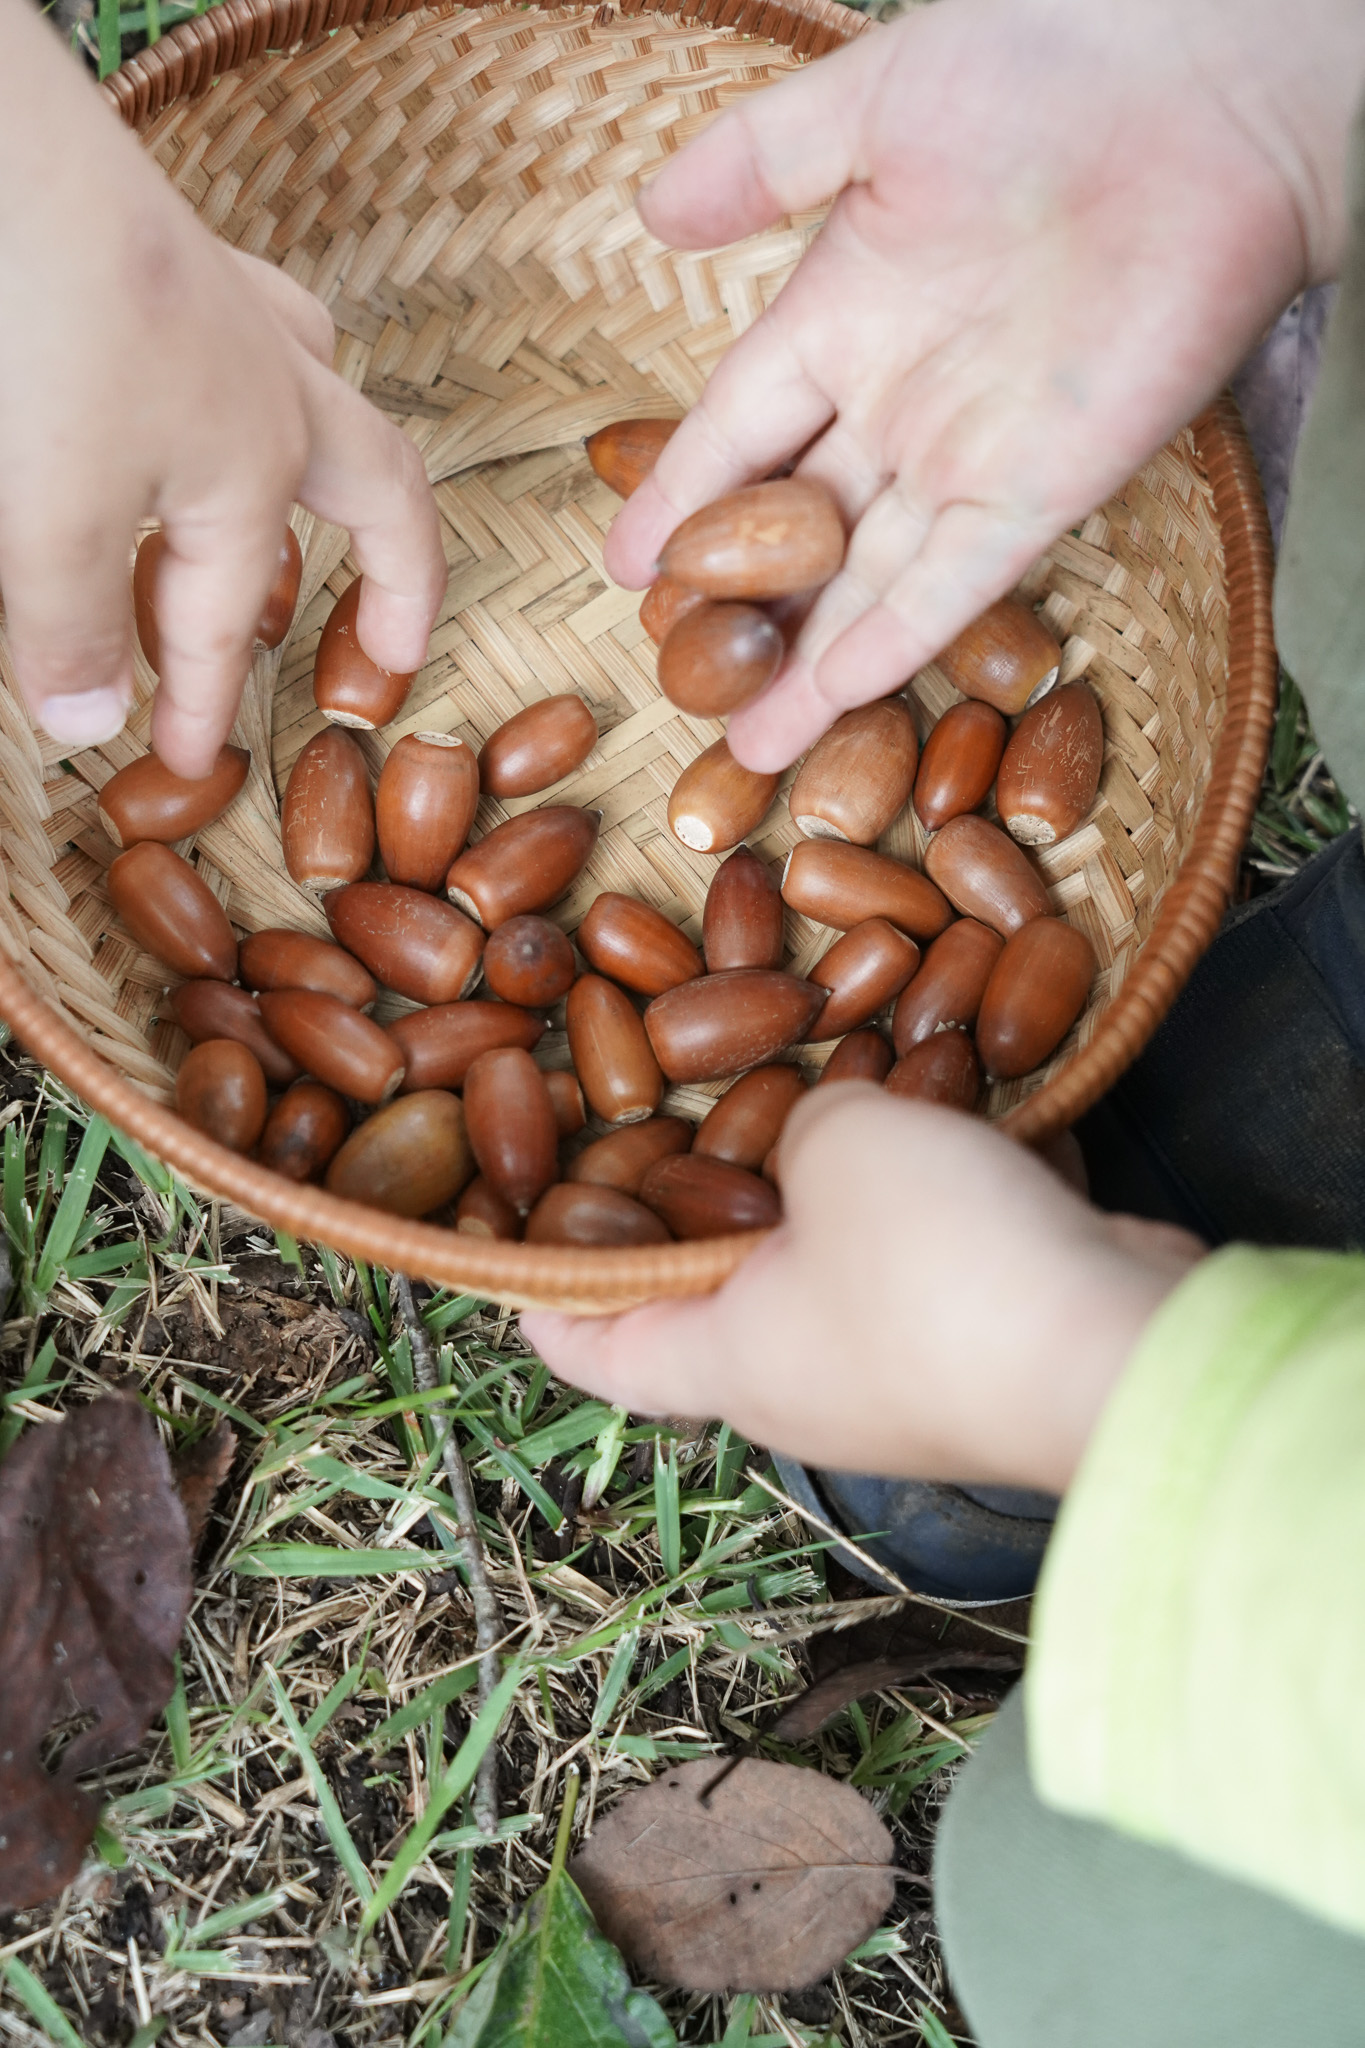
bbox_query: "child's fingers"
[229,248,335,366]
[0,486,139,749]
[520,1293,733,1417]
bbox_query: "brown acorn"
[703,846,784,972]
[585,417,679,497]
[565,974,664,1125]
[133,526,302,673]
[238,928,376,1009]
[667,741,778,855]
[132,530,166,673]
[818,1029,894,1086]
[107,843,238,982]
[386,1001,545,1093]
[258,989,406,1103]
[578,893,702,998]
[788,699,919,845]
[545,1069,586,1138]
[314,579,416,729]
[325,882,484,1006]
[525,1182,671,1247]
[913,700,1008,831]
[167,980,300,1088]
[98,744,249,849]
[657,603,783,719]
[482,916,576,1008]
[891,918,1003,1054]
[325,1089,474,1216]
[565,1116,692,1195]
[923,815,1051,937]
[885,1029,981,1111]
[640,577,707,646]
[936,598,1062,716]
[644,968,825,1084]
[376,733,480,891]
[638,1154,781,1239]
[282,727,375,891]
[175,1039,268,1154]
[462,1046,558,1215]
[975,917,1095,1078]
[456,1177,523,1241]
[995,682,1104,847]
[694,1064,805,1171]
[446,807,600,927]
[808,919,920,1039]
[478,697,598,798]
[659,479,845,600]
[781,840,953,943]
[257,527,304,651]
[258,1081,350,1183]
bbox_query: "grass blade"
[655,1436,681,1579]
[268,1667,374,1906]
[4,1960,85,2048]
[231,1543,444,1577]
[364,1665,478,1752]
[34,1115,110,1298]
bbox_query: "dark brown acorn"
[808,919,920,1039]
[238,928,376,1009]
[994,681,1104,846]
[818,1029,894,1085]
[975,917,1095,1078]
[478,697,598,798]
[891,918,1003,1054]
[445,807,600,927]
[667,741,778,855]
[936,598,1062,716]
[107,843,238,982]
[640,576,707,646]
[258,989,406,1103]
[565,1116,693,1195]
[781,840,953,942]
[386,1002,545,1093]
[456,1177,523,1241]
[462,1046,558,1215]
[167,980,300,1087]
[585,417,679,497]
[578,893,703,997]
[257,527,304,650]
[325,882,484,1006]
[885,1029,981,1111]
[923,815,1051,936]
[133,526,302,673]
[659,479,845,600]
[644,969,825,1084]
[703,846,784,972]
[657,603,783,718]
[565,974,664,1125]
[324,1090,474,1216]
[98,744,249,848]
[376,733,480,891]
[694,1064,805,1171]
[545,1069,587,1138]
[314,578,416,729]
[482,916,576,1008]
[788,699,918,845]
[638,1154,781,1238]
[175,1039,267,1154]
[282,727,375,891]
[525,1182,671,1247]
[913,700,1008,831]
[258,1081,350,1183]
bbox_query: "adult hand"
[607,0,1365,771]
[522,1088,1205,1495]
[0,0,445,778]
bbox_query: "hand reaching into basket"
[0,0,446,779]
[520,1089,1204,1493]
[606,0,1365,773]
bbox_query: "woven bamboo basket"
[0,0,1276,1312]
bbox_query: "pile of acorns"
[96,416,1102,1249]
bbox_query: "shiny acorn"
[638,1154,781,1239]
[644,968,825,1084]
[657,603,783,718]
[462,1046,558,1215]
[282,727,375,892]
[936,598,1062,716]
[913,700,1008,831]
[703,846,784,972]
[482,916,576,1008]
[975,916,1095,1078]
[386,1001,544,1093]
[446,807,600,927]
[314,578,416,729]
[667,741,778,855]
[818,1029,894,1085]
[175,1039,268,1154]
[167,980,300,1087]
[808,919,920,1039]
[478,697,598,798]
[545,1069,586,1138]
[788,699,918,845]
[257,527,304,650]
[995,682,1104,846]
[659,479,845,601]
[98,744,249,849]
[238,928,376,1009]
[325,1089,474,1216]
[376,733,480,891]
[325,882,484,1006]
[885,1029,981,1111]
[565,1116,692,1195]
[585,417,679,497]
[640,577,707,646]
[258,1081,350,1183]
[258,989,406,1103]
[578,893,702,997]
[924,815,1051,936]
[892,918,1003,1054]
[456,1177,522,1240]
[525,1182,670,1247]
[781,840,953,943]
[565,974,664,1125]
[108,843,237,982]
[694,1064,805,1171]
[133,526,302,673]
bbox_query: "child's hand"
[521,1089,1204,1494]
[608,0,1365,772]
[0,1,445,778]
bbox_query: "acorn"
[667,741,778,855]
[818,1028,894,1085]
[788,699,918,845]
[257,527,304,651]
[565,1116,693,1195]
[644,968,825,1084]
[132,530,167,673]
[694,1064,805,1171]
[97,744,249,848]
[258,1081,351,1183]
[456,1177,523,1240]
[923,815,1051,936]
[386,1001,545,1093]
[659,479,844,600]
[133,526,302,673]
[638,1154,781,1239]
[376,733,480,891]
[913,700,1008,831]
[482,916,576,1008]
[325,1089,474,1216]
[640,576,707,646]
[585,417,679,497]
[891,918,1003,1054]
[975,917,1095,1078]
[446,807,600,927]
[703,846,784,972]
[545,1069,587,1138]
[107,843,237,982]
[258,989,406,1103]
[167,980,300,1087]
[808,919,920,1039]
[478,697,598,798]
[578,893,702,997]
[525,1182,671,1247]
[936,598,1062,716]
[565,974,664,1125]
[994,681,1103,847]
[282,727,375,891]
[314,578,416,729]
[885,1029,981,1111]
[781,840,953,942]
[657,603,783,718]
[325,882,484,1006]
[462,1046,558,1215]
[238,928,376,1009]
[175,1039,268,1154]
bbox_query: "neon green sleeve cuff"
[1026,1244,1365,1935]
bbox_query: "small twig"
[395,1275,501,1836]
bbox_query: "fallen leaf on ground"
[173,1419,237,1547]
[806,1597,1030,1685]
[0,1394,192,1909]
[571,1759,894,1992]
[770,1648,1021,1745]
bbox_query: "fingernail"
[37,686,131,748]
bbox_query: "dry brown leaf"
[570,1758,895,1992]
[173,1419,237,1548]
[0,1395,192,1909]
[771,1647,1021,1746]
